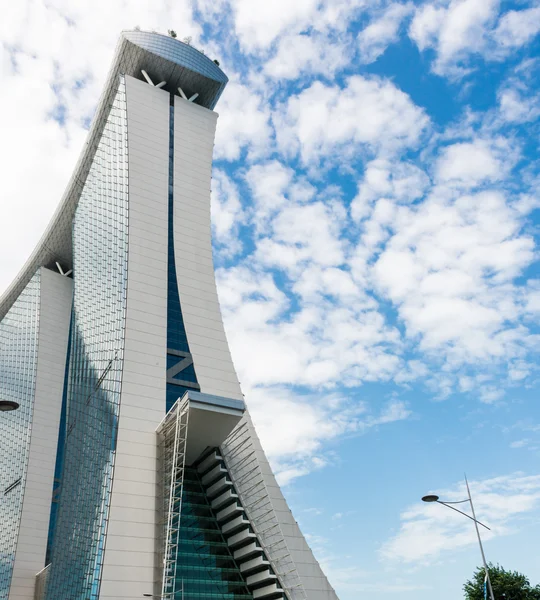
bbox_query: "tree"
[464,564,540,600]
[168,30,177,38]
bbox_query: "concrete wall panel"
[99,75,169,600]
[9,269,72,600]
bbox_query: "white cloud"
[435,140,506,186]
[409,1,540,76]
[217,262,402,391]
[371,188,535,365]
[497,87,540,124]
[408,4,446,52]
[211,169,245,258]
[244,160,298,231]
[409,0,499,75]
[507,422,540,452]
[230,0,367,51]
[231,0,320,50]
[256,200,347,272]
[478,385,505,404]
[265,33,349,80]
[352,158,430,221]
[382,473,540,564]
[274,75,429,165]
[358,2,414,64]
[214,79,273,161]
[245,386,410,484]
[493,7,540,50]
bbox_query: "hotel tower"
[0,31,339,600]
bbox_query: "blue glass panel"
[175,467,253,599]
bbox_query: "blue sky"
[2,1,540,598]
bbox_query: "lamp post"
[0,399,19,412]
[422,475,495,600]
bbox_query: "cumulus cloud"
[372,189,535,364]
[214,80,273,161]
[493,7,540,50]
[435,140,506,186]
[382,473,540,564]
[409,0,540,76]
[210,169,245,258]
[274,75,429,165]
[245,386,411,485]
[497,85,540,124]
[357,2,414,64]
[352,158,430,220]
[230,0,367,51]
[231,0,321,50]
[265,33,349,80]
[216,263,401,392]
[409,0,499,75]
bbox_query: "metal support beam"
[158,397,190,599]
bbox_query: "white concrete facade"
[8,268,72,600]
[99,75,169,600]
[0,30,339,600]
[172,97,244,402]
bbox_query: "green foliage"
[168,30,177,38]
[464,564,540,600]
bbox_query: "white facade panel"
[99,75,169,600]
[8,268,72,600]
[172,98,244,402]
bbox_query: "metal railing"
[157,397,190,599]
[221,421,307,600]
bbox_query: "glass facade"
[0,272,41,599]
[176,467,253,600]
[45,77,129,600]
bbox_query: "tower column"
[99,76,169,600]
[9,269,72,600]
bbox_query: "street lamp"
[0,400,19,412]
[422,475,495,600]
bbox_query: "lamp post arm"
[437,501,491,531]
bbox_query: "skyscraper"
[0,31,339,600]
